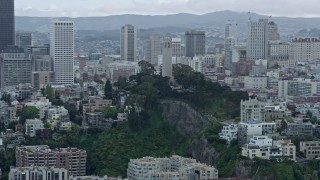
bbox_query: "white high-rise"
[224,21,237,70]
[162,37,172,78]
[121,24,137,61]
[247,19,269,60]
[50,21,74,85]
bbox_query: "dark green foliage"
[128,110,150,131]
[1,94,11,104]
[64,104,82,126]
[105,80,113,99]
[17,106,40,124]
[0,150,15,179]
[102,106,120,119]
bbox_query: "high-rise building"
[0,47,32,88]
[224,21,237,70]
[247,19,280,60]
[15,32,32,49]
[0,0,15,50]
[144,36,162,65]
[162,37,172,78]
[289,38,320,63]
[121,24,137,62]
[172,38,184,58]
[185,30,205,58]
[16,145,87,176]
[50,21,74,85]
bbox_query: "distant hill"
[16,10,320,34]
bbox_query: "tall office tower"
[0,0,15,50]
[50,21,74,85]
[185,30,206,58]
[268,21,280,41]
[224,21,237,70]
[172,38,184,58]
[162,37,173,78]
[144,36,162,65]
[15,32,32,49]
[247,19,269,60]
[0,47,32,88]
[121,24,137,61]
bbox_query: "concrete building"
[0,47,32,88]
[189,56,204,73]
[232,60,255,76]
[9,166,68,180]
[185,30,205,58]
[241,98,265,122]
[290,38,320,63]
[15,32,32,49]
[244,76,268,89]
[25,119,44,137]
[162,37,173,78]
[300,141,320,160]
[249,136,272,147]
[247,19,279,60]
[121,24,137,62]
[31,71,55,89]
[172,38,184,58]
[127,155,218,180]
[224,21,237,70]
[144,36,162,65]
[278,79,320,99]
[107,61,140,81]
[16,145,87,176]
[268,41,289,61]
[50,21,74,85]
[0,0,15,50]
[219,123,238,143]
[285,122,313,136]
[273,139,296,161]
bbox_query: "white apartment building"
[219,123,238,143]
[189,57,204,73]
[289,38,320,63]
[273,139,296,161]
[278,78,320,99]
[247,19,269,60]
[241,98,265,122]
[127,155,217,180]
[121,24,137,62]
[300,141,320,160]
[25,119,44,137]
[172,38,184,58]
[249,136,272,147]
[50,21,74,85]
[162,37,173,78]
[244,76,268,89]
[9,166,68,180]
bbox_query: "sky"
[15,0,320,18]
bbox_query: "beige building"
[273,139,296,161]
[16,145,87,176]
[9,166,68,180]
[300,141,320,160]
[289,38,320,63]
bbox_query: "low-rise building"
[273,139,296,161]
[9,166,68,180]
[219,122,238,143]
[300,141,320,160]
[285,122,313,136]
[25,119,44,137]
[244,76,268,89]
[249,136,272,147]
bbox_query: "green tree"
[45,85,55,100]
[1,94,11,105]
[139,60,156,75]
[128,110,150,131]
[102,106,119,119]
[105,80,113,99]
[17,106,40,124]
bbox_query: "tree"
[114,77,128,90]
[128,110,150,131]
[17,106,40,124]
[139,60,156,75]
[102,106,119,119]
[45,85,55,100]
[1,94,11,105]
[105,80,113,99]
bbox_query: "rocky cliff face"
[160,100,209,136]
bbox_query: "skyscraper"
[162,37,172,78]
[185,30,206,58]
[121,24,137,61]
[50,21,74,85]
[224,21,237,70]
[172,38,185,58]
[15,32,32,49]
[0,0,15,50]
[144,36,162,65]
[247,19,280,60]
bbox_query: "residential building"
[268,41,289,61]
[9,166,68,180]
[0,0,15,50]
[278,79,320,99]
[121,24,137,61]
[69,176,125,180]
[16,145,87,176]
[219,122,238,143]
[127,155,218,180]
[189,56,204,73]
[242,144,269,160]
[232,60,255,76]
[50,21,74,85]
[244,76,268,89]
[285,122,313,136]
[185,30,205,58]
[249,136,272,147]
[0,47,32,88]
[15,32,32,49]
[273,139,296,161]
[107,61,140,81]
[241,98,265,122]
[162,37,173,78]
[172,38,184,58]
[31,71,55,90]
[300,141,320,160]
[224,21,237,70]
[144,36,162,65]
[289,38,320,63]
[25,119,44,137]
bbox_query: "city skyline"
[15,0,320,18]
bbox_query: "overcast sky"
[15,0,320,17]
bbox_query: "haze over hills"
[16,10,320,36]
